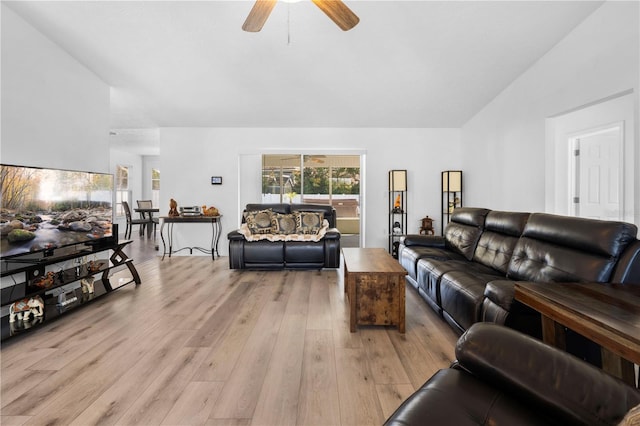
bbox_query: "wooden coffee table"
[342,248,407,333]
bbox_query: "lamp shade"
[389,170,407,192]
[442,171,462,192]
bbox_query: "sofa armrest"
[483,280,515,311]
[401,234,446,248]
[455,323,640,426]
[323,228,341,240]
[611,240,640,284]
[227,230,246,241]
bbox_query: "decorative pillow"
[244,209,273,234]
[271,213,297,234]
[618,403,640,425]
[295,211,324,235]
[238,219,330,242]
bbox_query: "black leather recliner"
[227,203,341,270]
[384,323,640,426]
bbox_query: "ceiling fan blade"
[311,0,359,31]
[242,0,277,32]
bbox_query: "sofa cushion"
[295,211,324,234]
[400,245,465,281]
[243,240,284,263]
[521,213,637,257]
[440,270,502,333]
[508,239,617,283]
[444,208,490,260]
[271,213,297,234]
[285,241,325,264]
[244,209,274,234]
[417,259,499,310]
[508,213,638,283]
[473,211,530,274]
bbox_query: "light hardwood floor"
[1,240,459,426]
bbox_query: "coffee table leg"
[349,273,357,332]
[398,274,406,333]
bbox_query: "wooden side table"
[342,248,407,333]
[514,281,640,388]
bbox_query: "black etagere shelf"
[389,170,407,258]
[441,170,463,234]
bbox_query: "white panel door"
[574,126,622,220]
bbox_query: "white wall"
[1,3,110,173]
[461,1,639,222]
[160,128,461,255]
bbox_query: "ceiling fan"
[242,0,359,32]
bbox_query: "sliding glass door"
[261,154,361,241]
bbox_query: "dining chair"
[137,200,158,237]
[122,200,148,239]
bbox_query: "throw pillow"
[271,213,297,234]
[295,211,325,234]
[244,209,273,234]
[618,403,640,425]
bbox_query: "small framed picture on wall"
[211,176,222,185]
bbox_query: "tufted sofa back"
[444,208,490,260]
[473,211,530,274]
[507,213,638,283]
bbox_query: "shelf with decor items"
[0,239,141,341]
[441,170,463,234]
[389,170,407,259]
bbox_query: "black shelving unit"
[389,170,407,258]
[441,170,463,234]
[0,240,141,340]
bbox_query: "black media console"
[0,240,141,341]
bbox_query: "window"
[151,168,160,207]
[261,154,361,234]
[115,165,130,217]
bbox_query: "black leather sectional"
[399,208,640,337]
[227,203,341,270]
[384,323,640,426]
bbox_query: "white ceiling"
[6,0,604,130]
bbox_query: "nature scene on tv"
[0,164,114,258]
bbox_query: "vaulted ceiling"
[5,1,603,129]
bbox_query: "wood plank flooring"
[1,241,459,426]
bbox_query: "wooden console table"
[159,215,222,260]
[514,281,640,387]
[342,248,407,333]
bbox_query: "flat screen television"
[1,164,114,259]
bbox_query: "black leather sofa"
[398,208,640,338]
[228,203,341,270]
[384,323,640,426]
